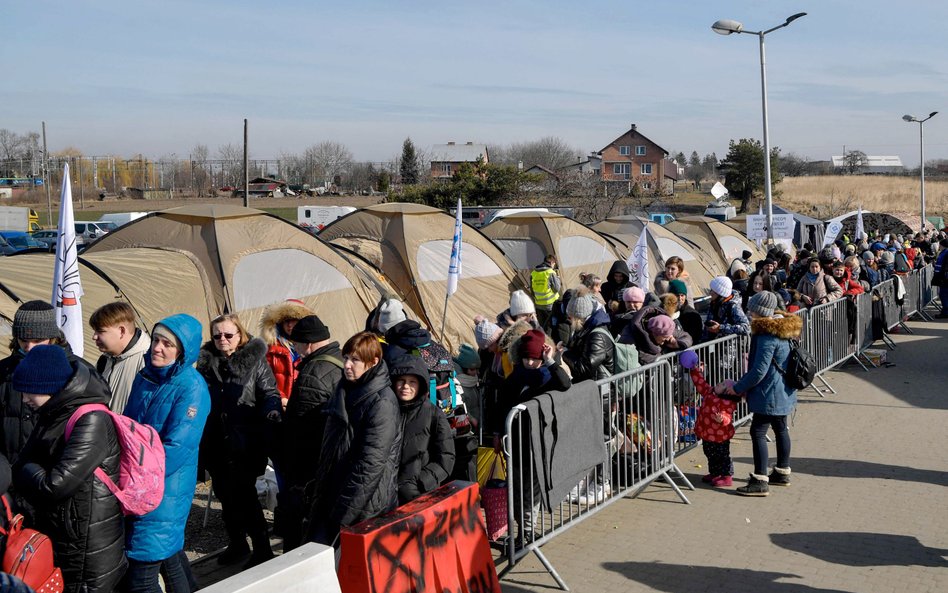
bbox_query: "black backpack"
[772,339,816,390]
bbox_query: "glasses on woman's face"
[213,332,238,341]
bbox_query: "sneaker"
[736,475,770,497]
[568,478,587,502]
[711,475,733,488]
[769,467,791,486]
[217,540,251,565]
[577,481,611,505]
[701,474,715,484]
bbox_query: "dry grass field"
[777,175,948,220]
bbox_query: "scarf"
[805,271,820,283]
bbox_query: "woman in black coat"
[196,314,282,567]
[561,294,615,382]
[389,356,455,505]
[12,345,125,593]
[305,332,401,546]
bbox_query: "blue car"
[0,230,46,253]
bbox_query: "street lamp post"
[712,12,807,243]
[902,112,938,235]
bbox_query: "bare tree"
[191,144,210,196]
[550,171,622,223]
[305,141,354,188]
[217,143,243,187]
[490,136,585,171]
[841,150,868,175]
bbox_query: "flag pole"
[442,197,463,342]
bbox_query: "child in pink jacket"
[681,350,737,487]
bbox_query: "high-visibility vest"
[531,268,558,306]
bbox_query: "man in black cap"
[278,314,343,550]
[0,300,66,463]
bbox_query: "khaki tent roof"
[481,211,624,290]
[82,205,386,347]
[319,203,521,350]
[0,253,131,360]
[666,216,767,271]
[592,216,720,297]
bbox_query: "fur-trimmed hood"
[197,336,269,380]
[259,301,314,345]
[750,314,803,339]
[502,319,555,362]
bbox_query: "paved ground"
[500,317,948,593]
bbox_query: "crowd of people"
[0,227,944,592]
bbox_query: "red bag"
[0,496,64,593]
[480,455,508,541]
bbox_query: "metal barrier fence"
[650,334,751,453]
[901,272,920,321]
[875,278,903,333]
[807,297,854,394]
[918,265,935,318]
[500,359,691,590]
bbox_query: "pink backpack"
[65,403,165,516]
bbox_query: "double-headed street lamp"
[902,112,938,235]
[712,12,807,243]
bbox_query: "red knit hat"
[518,329,546,360]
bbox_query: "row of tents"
[0,203,930,360]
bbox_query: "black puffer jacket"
[197,337,282,476]
[390,357,455,504]
[600,260,635,311]
[13,364,125,593]
[1,345,99,465]
[563,307,615,382]
[283,342,343,487]
[306,360,402,545]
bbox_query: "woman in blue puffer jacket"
[719,291,802,498]
[121,314,210,593]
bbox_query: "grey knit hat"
[473,316,502,349]
[748,291,778,318]
[376,299,407,334]
[878,251,895,265]
[566,294,595,321]
[13,300,61,341]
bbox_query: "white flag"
[446,197,463,296]
[822,220,844,248]
[855,207,866,242]
[626,224,650,290]
[51,163,84,357]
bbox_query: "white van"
[74,221,115,245]
[297,206,356,232]
[98,211,151,228]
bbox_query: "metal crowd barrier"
[900,271,921,322]
[917,265,935,318]
[500,359,690,590]
[806,297,855,394]
[649,334,751,454]
[852,291,876,368]
[874,278,904,336]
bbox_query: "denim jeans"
[749,413,791,476]
[122,550,196,593]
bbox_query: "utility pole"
[243,119,249,207]
[42,122,52,227]
[77,157,84,209]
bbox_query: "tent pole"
[439,293,450,343]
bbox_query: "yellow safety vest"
[531,268,558,306]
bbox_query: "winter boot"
[217,537,251,565]
[769,466,791,486]
[244,529,275,569]
[736,474,770,497]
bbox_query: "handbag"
[480,455,508,541]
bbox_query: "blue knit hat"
[12,345,73,394]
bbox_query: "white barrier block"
[199,543,341,593]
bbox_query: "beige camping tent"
[480,211,625,291]
[592,216,720,298]
[0,254,135,360]
[666,215,767,273]
[81,204,388,348]
[319,203,521,350]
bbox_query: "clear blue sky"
[3,0,945,166]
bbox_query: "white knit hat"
[710,276,733,298]
[377,299,407,333]
[509,290,535,317]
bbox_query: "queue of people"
[0,229,944,592]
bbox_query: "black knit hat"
[12,345,72,394]
[13,300,61,341]
[289,315,330,343]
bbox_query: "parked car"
[0,230,46,252]
[74,221,115,245]
[31,229,59,251]
[0,235,16,256]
